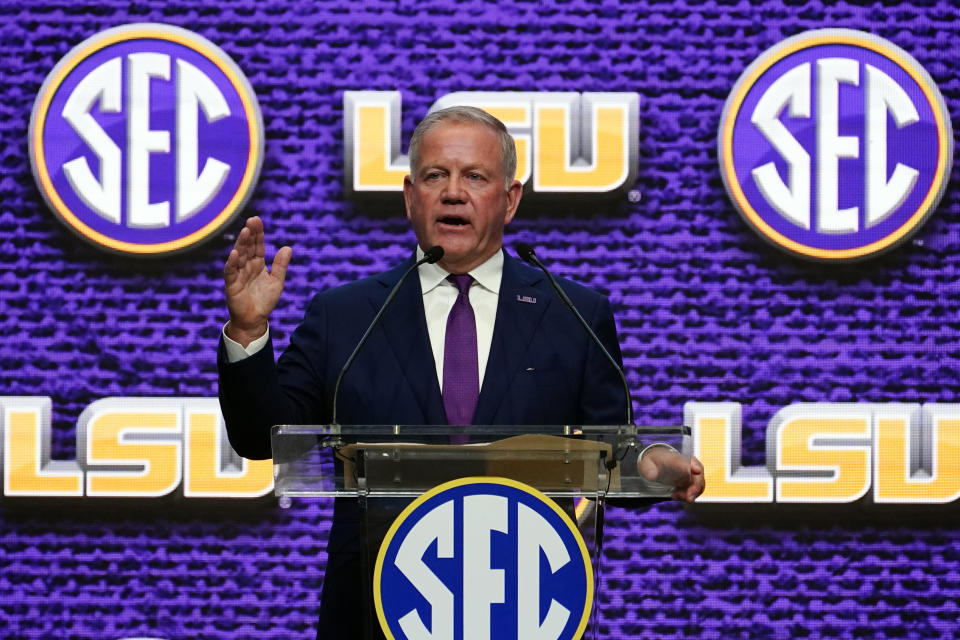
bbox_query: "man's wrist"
[222,322,270,363]
[225,320,268,347]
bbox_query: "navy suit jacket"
[218,250,627,460]
[217,249,629,637]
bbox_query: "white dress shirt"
[223,248,503,391]
[418,246,500,390]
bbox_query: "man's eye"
[425,172,442,181]
[468,173,484,181]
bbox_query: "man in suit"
[218,106,704,637]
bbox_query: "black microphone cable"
[515,242,633,575]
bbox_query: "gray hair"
[408,105,518,190]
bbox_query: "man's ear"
[503,179,523,225]
[403,175,414,221]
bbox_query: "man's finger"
[224,249,239,279]
[682,465,706,503]
[673,483,697,503]
[690,456,704,475]
[247,216,266,260]
[233,225,250,253]
[254,231,265,260]
[239,227,262,264]
[271,246,293,284]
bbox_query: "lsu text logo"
[345,91,638,198]
[719,29,952,261]
[690,402,960,504]
[1,397,272,498]
[29,24,264,256]
[375,477,593,640]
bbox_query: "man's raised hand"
[223,216,292,347]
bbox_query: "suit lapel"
[373,258,447,424]
[473,253,550,425]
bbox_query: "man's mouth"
[438,215,469,226]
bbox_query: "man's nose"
[441,177,467,203]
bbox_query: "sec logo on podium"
[719,29,952,262]
[374,477,593,640]
[29,23,263,256]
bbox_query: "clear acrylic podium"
[271,424,689,639]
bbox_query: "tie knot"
[448,274,473,296]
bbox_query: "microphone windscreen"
[423,245,445,264]
[515,242,536,264]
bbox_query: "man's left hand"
[637,447,705,503]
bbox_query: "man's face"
[404,121,522,274]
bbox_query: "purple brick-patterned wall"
[2,0,960,638]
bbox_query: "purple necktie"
[443,274,479,427]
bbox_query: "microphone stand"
[331,245,444,426]
[515,242,634,606]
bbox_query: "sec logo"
[719,29,952,261]
[374,477,593,640]
[29,23,263,256]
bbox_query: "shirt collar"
[416,246,504,295]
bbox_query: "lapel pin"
[516,294,537,304]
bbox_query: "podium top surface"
[271,423,689,437]
[270,424,689,500]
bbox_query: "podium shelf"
[270,424,689,500]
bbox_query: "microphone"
[514,242,633,426]
[331,245,444,425]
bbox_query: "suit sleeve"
[217,294,332,460]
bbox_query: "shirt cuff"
[222,322,270,362]
[638,442,679,459]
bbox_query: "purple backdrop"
[2,1,960,638]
